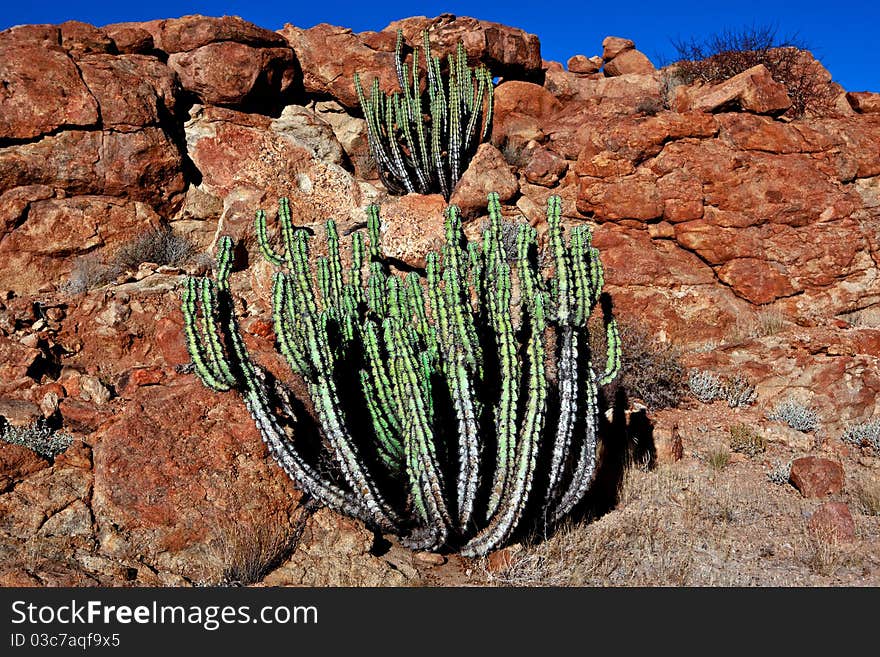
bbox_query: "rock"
[716,258,799,304]
[523,148,569,186]
[450,143,519,218]
[495,80,562,119]
[486,545,518,572]
[544,68,662,111]
[492,80,561,152]
[602,36,635,61]
[116,367,165,398]
[578,170,663,220]
[282,15,541,110]
[387,14,543,80]
[0,399,42,428]
[0,126,186,215]
[0,442,49,493]
[185,105,363,245]
[672,64,792,115]
[0,457,92,536]
[0,197,163,295]
[58,20,115,56]
[79,375,112,405]
[808,502,855,542]
[0,337,41,385]
[270,105,345,166]
[168,42,296,106]
[141,15,288,53]
[413,551,447,566]
[789,457,845,498]
[0,41,99,140]
[102,23,154,54]
[603,49,655,77]
[77,54,179,130]
[567,55,600,75]
[278,23,399,109]
[846,92,880,114]
[39,392,60,418]
[91,379,304,582]
[262,510,408,586]
[375,194,448,269]
[312,101,374,179]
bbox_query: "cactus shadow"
[521,385,655,546]
[577,385,655,520]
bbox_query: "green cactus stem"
[355,30,494,200]
[182,193,622,555]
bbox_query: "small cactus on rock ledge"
[182,193,621,556]
[355,29,494,200]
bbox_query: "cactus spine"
[182,193,621,555]
[355,30,494,200]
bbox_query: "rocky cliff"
[1,14,878,586]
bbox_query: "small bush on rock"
[670,24,838,117]
[596,321,686,411]
[767,398,819,432]
[0,420,73,459]
[841,420,880,451]
[728,423,767,456]
[688,370,757,408]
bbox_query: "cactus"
[355,29,494,200]
[182,193,621,556]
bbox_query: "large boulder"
[0,39,99,140]
[184,105,364,246]
[91,378,304,582]
[671,64,792,115]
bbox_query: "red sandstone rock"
[672,64,792,115]
[602,36,634,61]
[716,258,799,304]
[0,42,99,140]
[141,15,288,53]
[78,54,179,129]
[0,443,49,493]
[789,457,845,498]
[809,502,855,542]
[567,55,600,75]
[91,379,304,581]
[491,80,561,152]
[102,23,154,54]
[387,14,542,79]
[603,49,655,77]
[450,143,519,218]
[58,20,115,56]
[168,42,295,106]
[846,92,880,114]
[0,196,163,294]
[279,23,401,109]
[375,194,448,269]
[185,106,362,244]
[524,148,568,186]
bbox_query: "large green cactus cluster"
[182,193,621,556]
[354,30,494,200]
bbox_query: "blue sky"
[2,1,878,91]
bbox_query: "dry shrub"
[851,475,880,517]
[63,226,198,295]
[803,522,856,577]
[670,25,838,117]
[595,319,686,411]
[728,423,767,457]
[707,447,731,472]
